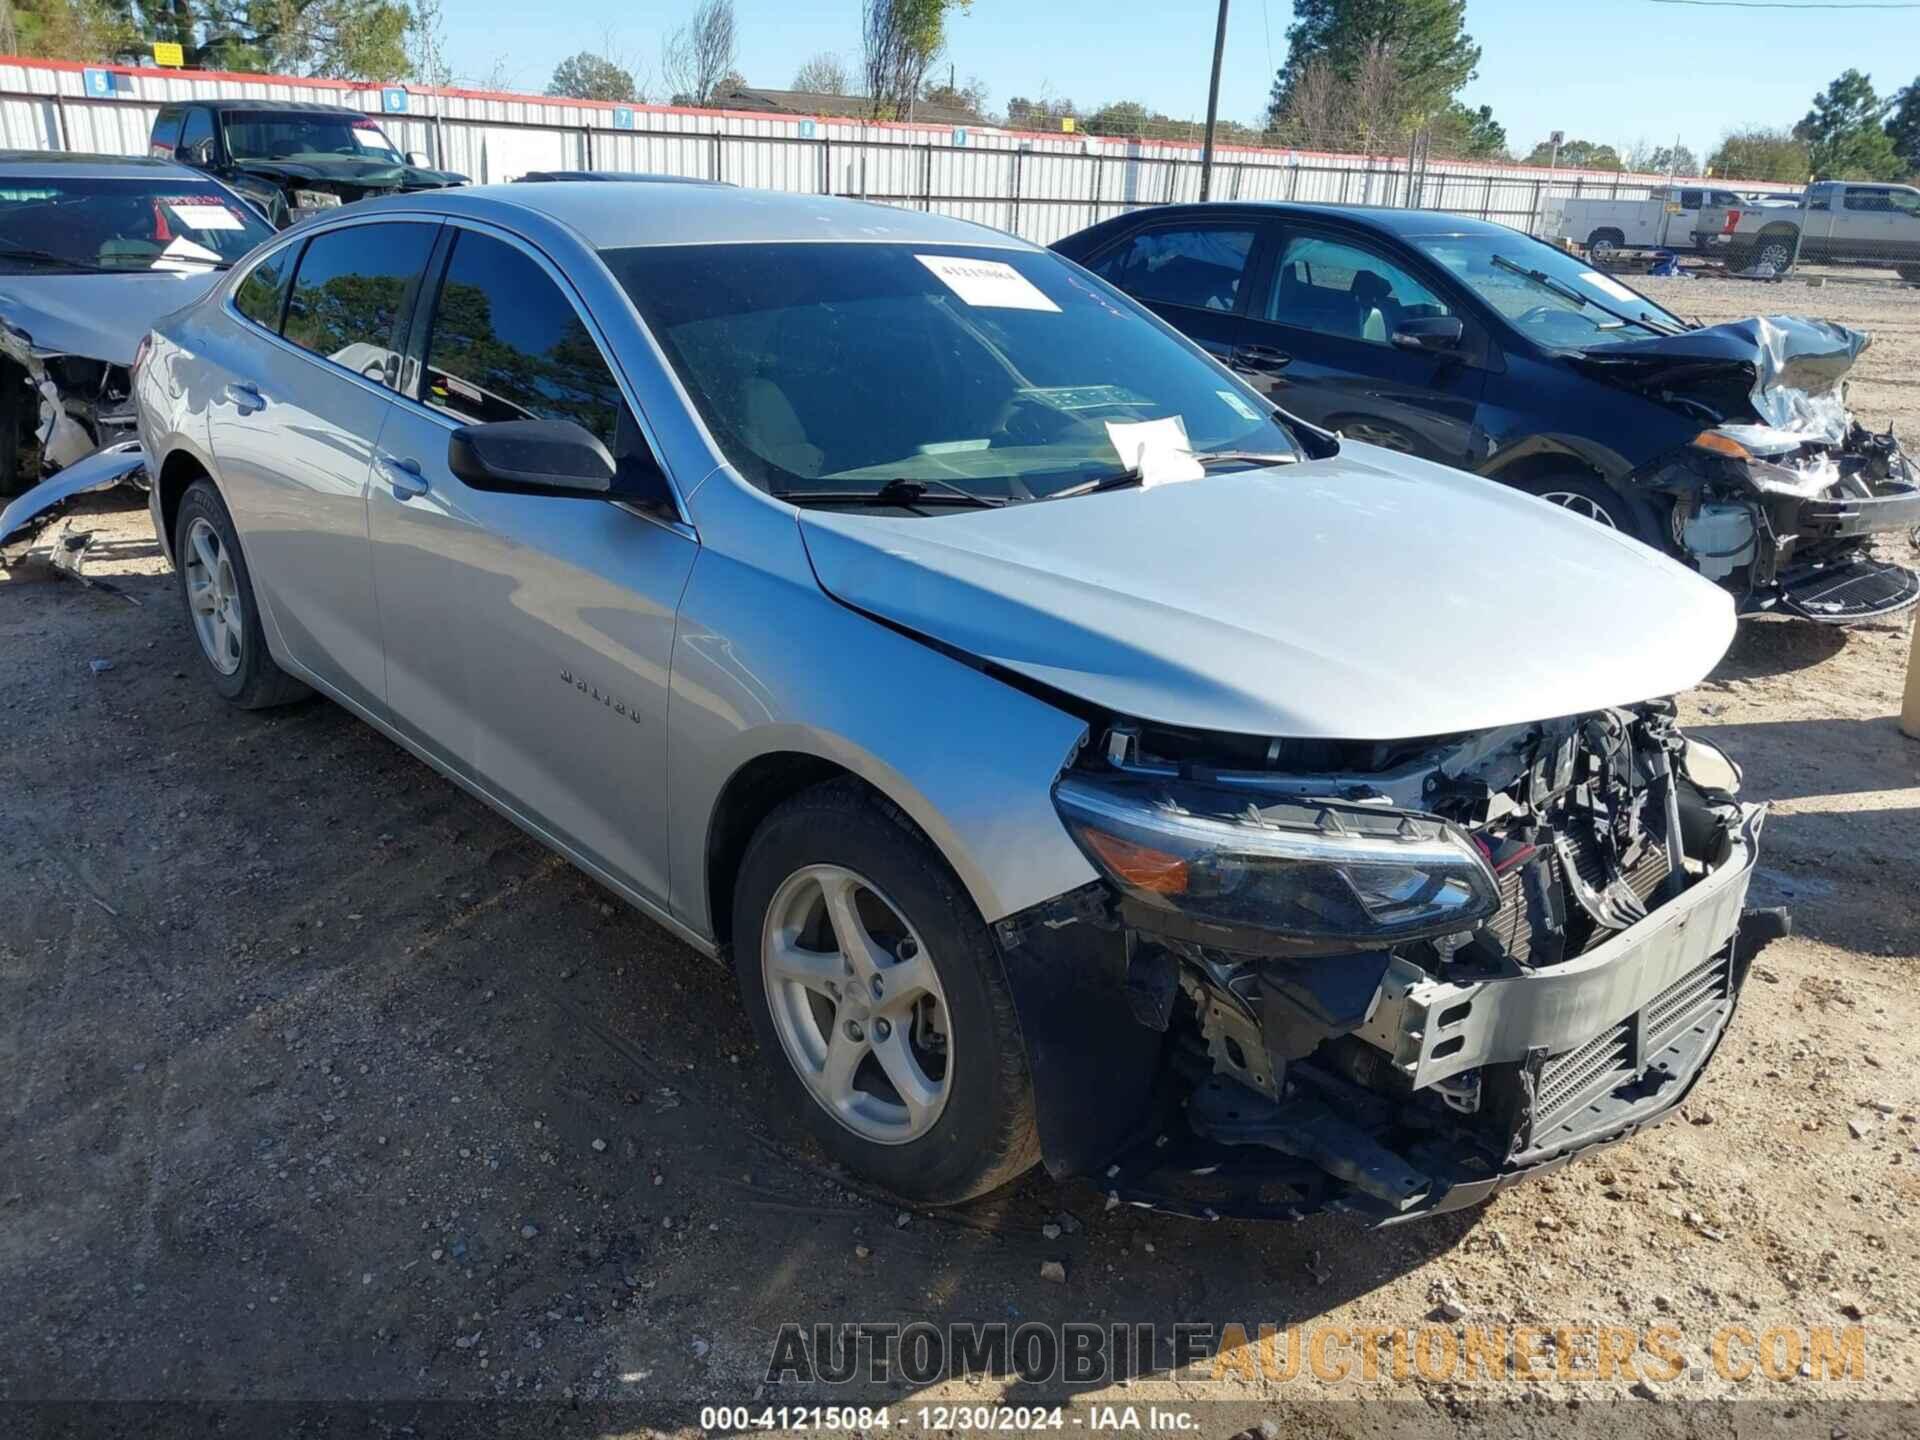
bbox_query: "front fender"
[666,475,1096,941]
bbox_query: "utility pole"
[1199,0,1230,201]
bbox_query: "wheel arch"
[705,750,876,956]
[154,443,218,565]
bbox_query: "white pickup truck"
[1694,182,1920,280]
[1544,185,1749,263]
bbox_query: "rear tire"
[1585,228,1625,267]
[174,479,310,710]
[731,780,1040,1205]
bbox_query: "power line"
[1649,0,1920,9]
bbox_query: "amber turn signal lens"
[1691,431,1752,461]
[1080,828,1190,895]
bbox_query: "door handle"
[1229,344,1292,374]
[223,382,265,411]
[377,454,429,499]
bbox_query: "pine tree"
[1266,0,1480,132]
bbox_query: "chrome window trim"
[422,214,696,535]
[219,210,696,543]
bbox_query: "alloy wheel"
[184,516,244,675]
[761,863,952,1145]
[1539,491,1619,529]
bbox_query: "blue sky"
[440,0,1920,162]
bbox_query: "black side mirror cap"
[449,418,617,498]
[448,418,678,509]
[1391,315,1467,354]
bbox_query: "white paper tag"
[1580,270,1642,304]
[168,203,243,231]
[916,254,1060,312]
[1104,415,1204,488]
[352,126,392,150]
[1216,388,1261,422]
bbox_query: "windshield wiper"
[1042,450,1298,501]
[1488,254,1681,337]
[780,476,1008,512]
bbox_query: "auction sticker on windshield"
[1580,269,1643,304]
[916,254,1060,312]
[166,202,244,231]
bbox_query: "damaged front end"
[1583,317,1920,622]
[996,708,1782,1223]
[0,314,139,494]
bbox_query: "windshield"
[602,242,1296,503]
[1412,233,1686,347]
[0,176,275,272]
[224,113,405,166]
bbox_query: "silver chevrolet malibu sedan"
[134,183,1781,1220]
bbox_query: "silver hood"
[797,445,1736,740]
[0,270,223,365]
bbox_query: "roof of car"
[1103,201,1534,242]
[512,170,733,186]
[363,181,1034,251]
[0,150,202,179]
[171,99,368,116]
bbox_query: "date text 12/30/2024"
[699,1406,1199,1431]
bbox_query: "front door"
[204,219,439,713]
[1245,227,1488,466]
[370,222,696,908]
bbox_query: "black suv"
[149,99,465,228]
[1055,204,1920,622]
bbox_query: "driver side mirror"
[1390,316,1466,354]
[448,418,674,507]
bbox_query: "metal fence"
[0,56,1805,252]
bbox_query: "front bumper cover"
[996,806,1774,1224]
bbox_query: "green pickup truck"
[148,99,466,227]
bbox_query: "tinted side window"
[1843,188,1889,212]
[179,108,216,160]
[1679,189,1703,210]
[1806,189,1832,212]
[233,245,294,331]
[150,108,183,158]
[421,230,623,444]
[283,222,437,386]
[1265,233,1448,345]
[1093,226,1255,313]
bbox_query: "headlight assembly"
[1053,774,1500,953]
[292,189,343,210]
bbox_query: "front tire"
[174,479,310,710]
[731,781,1040,1205]
[1518,473,1668,552]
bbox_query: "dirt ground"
[4,274,1918,1439]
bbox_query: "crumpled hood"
[235,158,466,192]
[798,447,1737,741]
[0,270,222,365]
[1573,315,1867,446]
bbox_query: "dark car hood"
[234,158,466,192]
[1571,316,1867,445]
[0,270,223,365]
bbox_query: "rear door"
[1839,186,1900,267]
[1239,223,1490,466]
[1081,219,1285,381]
[369,221,696,908]
[204,217,439,713]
